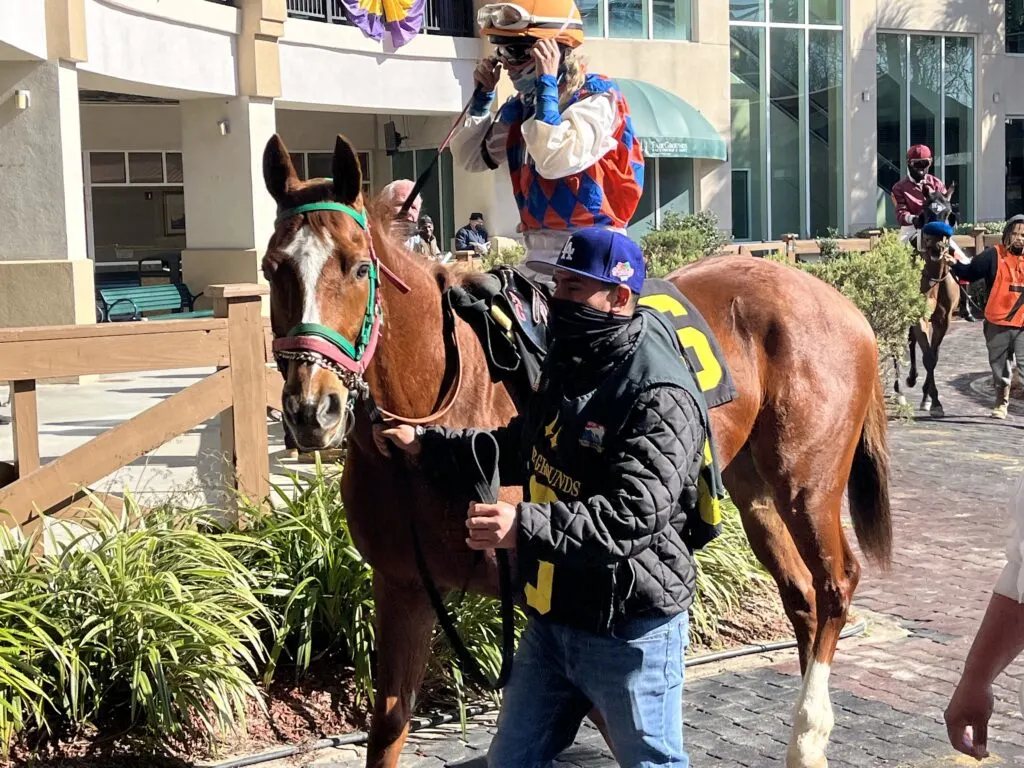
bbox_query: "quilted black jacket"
[420,315,706,620]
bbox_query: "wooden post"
[781,233,798,264]
[973,225,986,258]
[10,380,39,478]
[868,229,882,250]
[211,284,271,517]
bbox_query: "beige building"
[0,0,1018,329]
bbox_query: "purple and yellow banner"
[339,0,427,48]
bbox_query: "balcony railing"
[285,0,475,37]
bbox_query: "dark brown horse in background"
[901,183,960,417]
[261,134,892,768]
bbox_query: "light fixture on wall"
[217,118,231,136]
[13,89,30,110]
[994,92,1002,104]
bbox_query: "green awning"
[616,78,728,161]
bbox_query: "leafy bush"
[481,243,525,272]
[689,500,769,647]
[641,211,729,278]
[815,227,843,261]
[800,231,928,363]
[956,220,1005,236]
[232,462,376,702]
[0,503,267,754]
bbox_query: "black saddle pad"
[639,278,737,409]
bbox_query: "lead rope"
[409,431,516,691]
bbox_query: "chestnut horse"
[262,134,891,768]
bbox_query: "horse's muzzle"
[282,391,345,450]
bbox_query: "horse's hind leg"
[365,572,436,768]
[724,447,817,672]
[925,318,951,417]
[748,428,863,767]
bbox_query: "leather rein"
[271,199,463,426]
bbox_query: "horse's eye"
[355,263,371,280]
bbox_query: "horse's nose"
[282,391,343,446]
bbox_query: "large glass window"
[875,34,975,225]
[1008,0,1024,53]
[587,0,690,40]
[390,149,456,248]
[808,29,843,236]
[730,4,842,238]
[730,26,768,240]
[1007,120,1024,218]
[627,158,694,239]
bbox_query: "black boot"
[960,290,976,322]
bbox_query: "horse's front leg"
[925,316,951,418]
[366,572,436,768]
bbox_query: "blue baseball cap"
[922,221,954,239]
[544,228,646,295]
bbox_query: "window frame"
[584,0,694,42]
[730,5,845,238]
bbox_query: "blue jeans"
[487,612,689,768]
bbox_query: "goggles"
[494,41,536,64]
[477,3,579,32]
[908,158,932,170]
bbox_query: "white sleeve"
[450,114,510,173]
[519,91,619,180]
[995,474,1024,602]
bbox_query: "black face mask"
[548,298,630,342]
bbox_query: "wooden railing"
[723,226,1003,263]
[0,285,285,534]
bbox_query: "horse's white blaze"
[283,225,334,325]
[787,660,833,768]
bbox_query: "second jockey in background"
[450,0,644,288]
[892,144,975,321]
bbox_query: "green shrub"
[689,500,769,647]
[481,243,525,272]
[232,462,376,702]
[0,503,267,754]
[800,231,928,363]
[815,227,843,261]
[956,220,1005,236]
[641,211,729,278]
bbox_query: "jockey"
[450,0,644,287]
[892,144,974,321]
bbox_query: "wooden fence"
[0,284,284,533]
[720,226,1003,262]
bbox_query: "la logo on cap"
[560,239,575,262]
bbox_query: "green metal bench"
[97,284,213,322]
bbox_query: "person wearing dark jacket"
[455,212,490,254]
[953,215,1024,418]
[377,228,713,768]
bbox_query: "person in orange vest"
[952,215,1024,418]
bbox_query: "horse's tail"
[847,369,893,568]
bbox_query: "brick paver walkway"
[257,322,1024,767]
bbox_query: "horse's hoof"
[786,749,828,768]
[906,374,917,388]
[930,404,945,418]
[920,397,931,412]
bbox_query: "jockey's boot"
[992,385,1010,419]
[959,290,976,322]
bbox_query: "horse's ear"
[263,134,298,203]
[332,134,363,206]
